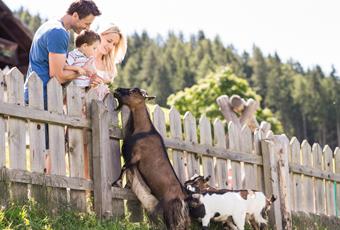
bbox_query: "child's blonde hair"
[97,23,127,77]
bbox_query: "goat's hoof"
[112,180,122,187]
[124,183,131,189]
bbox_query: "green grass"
[0,200,258,230]
[0,200,150,230]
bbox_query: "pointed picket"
[0,70,5,167]
[27,73,45,172]
[290,137,302,211]
[323,145,335,216]
[47,78,65,175]
[121,105,131,138]
[169,107,187,183]
[6,68,26,168]
[105,94,125,219]
[0,70,9,206]
[6,67,24,105]
[200,115,215,187]
[228,121,242,189]
[312,143,325,215]
[47,77,67,208]
[27,72,47,203]
[66,83,86,211]
[184,111,200,178]
[84,87,100,177]
[213,118,228,188]
[6,68,27,202]
[301,140,314,213]
[335,147,340,217]
[254,129,264,191]
[241,125,255,189]
[152,105,166,138]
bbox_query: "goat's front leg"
[201,214,213,230]
[112,164,127,187]
[223,221,238,230]
[249,217,260,230]
[232,213,246,230]
[112,153,141,187]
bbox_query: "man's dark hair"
[67,0,101,19]
[75,30,101,48]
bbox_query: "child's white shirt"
[67,49,91,88]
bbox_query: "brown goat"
[113,87,190,230]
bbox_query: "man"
[23,0,101,174]
[24,0,101,108]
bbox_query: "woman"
[89,23,127,100]
[78,23,127,179]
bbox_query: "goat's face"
[184,174,211,193]
[113,87,155,110]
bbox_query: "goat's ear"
[204,175,211,182]
[146,96,156,100]
[270,194,277,203]
[140,89,155,100]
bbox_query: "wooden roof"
[0,0,33,72]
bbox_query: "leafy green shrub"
[167,67,282,133]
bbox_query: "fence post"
[261,132,283,230]
[6,68,27,203]
[276,134,292,229]
[0,70,9,206]
[91,100,113,219]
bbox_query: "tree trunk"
[302,113,307,140]
[322,122,326,146]
[337,118,340,147]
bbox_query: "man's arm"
[64,65,86,75]
[49,53,80,84]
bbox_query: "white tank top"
[96,69,113,82]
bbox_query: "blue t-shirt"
[24,19,69,108]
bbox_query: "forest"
[15,7,340,149]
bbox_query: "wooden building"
[0,0,32,73]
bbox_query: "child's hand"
[83,57,96,76]
[77,67,87,75]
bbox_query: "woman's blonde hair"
[97,23,127,77]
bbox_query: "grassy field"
[0,200,257,230]
[0,200,151,230]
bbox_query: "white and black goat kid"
[185,174,276,230]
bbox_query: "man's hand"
[76,67,87,75]
[49,52,79,84]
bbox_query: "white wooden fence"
[0,67,339,229]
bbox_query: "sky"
[4,0,340,74]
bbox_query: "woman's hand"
[90,74,104,87]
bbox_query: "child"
[65,30,101,88]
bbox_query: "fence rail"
[0,67,340,229]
